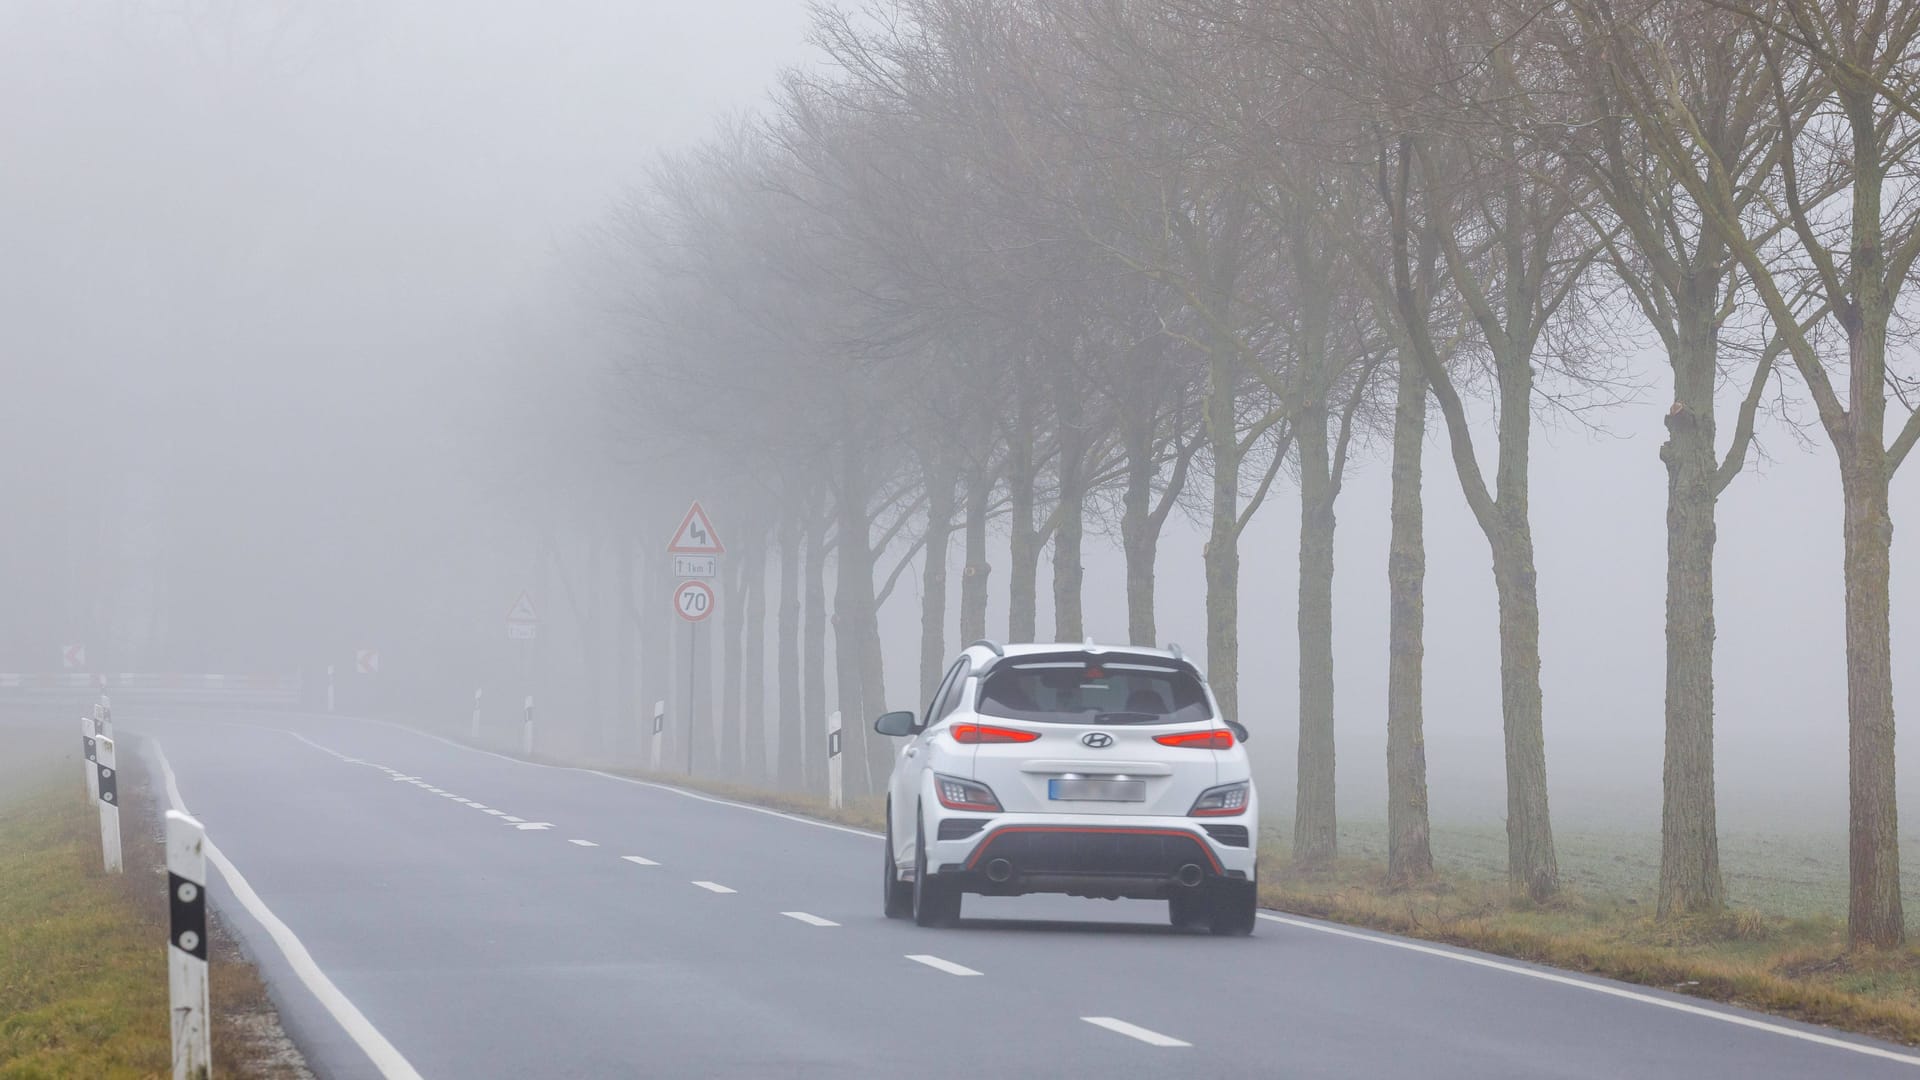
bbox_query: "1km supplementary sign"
[673,580,716,623]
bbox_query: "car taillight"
[1189,780,1249,817]
[950,722,1040,745]
[934,773,1002,812]
[1155,728,1234,749]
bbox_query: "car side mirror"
[1226,720,1250,744]
[874,710,917,737]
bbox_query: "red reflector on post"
[951,723,1040,744]
[1154,729,1234,749]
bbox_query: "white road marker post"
[522,695,535,756]
[82,716,100,803]
[650,700,665,772]
[471,687,483,739]
[326,664,336,714]
[95,734,122,873]
[166,810,212,1080]
[827,710,844,810]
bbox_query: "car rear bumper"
[925,813,1256,899]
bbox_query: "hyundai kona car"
[874,640,1258,934]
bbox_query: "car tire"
[912,806,961,928]
[1168,889,1209,930]
[883,802,913,919]
[1207,878,1258,937]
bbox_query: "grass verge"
[0,725,310,1079]
[1256,836,1920,1047]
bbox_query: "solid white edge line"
[1082,1017,1190,1048]
[153,741,425,1080]
[621,855,659,866]
[780,911,839,927]
[905,954,981,977]
[333,713,883,839]
[568,839,598,847]
[691,880,736,894]
[1256,913,1920,1067]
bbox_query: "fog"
[3,0,1916,844]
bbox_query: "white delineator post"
[82,716,100,803]
[471,687,483,739]
[95,734,122,873]
[827,710,844,810]
[165,810,212,1080]
[521,696,534,756]
[650,700,665,772]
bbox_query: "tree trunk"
[777,504,803,790]
[1007,410,1039,643]
[720,550,745,777]
[803,500,830,795]
[1657,317,1724,917]
[960,469,992,644]
[1842,456,1902,946]
[1119,426,1158,647]
[615,521,637,761]
[1384,355,1433,886]
[834,453,870,792]
[1203,341,1240,726]
[743,521,768,784]
[921,471,955,709]
[1293,402,1337,870]
[1052,387,1086,643]
[1491,524,1557,902]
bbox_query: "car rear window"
[977,655,1213,725]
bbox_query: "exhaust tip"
[985,858,1013,883]
[1175,863,1204,888]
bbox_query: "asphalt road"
[118,708,1920,1079]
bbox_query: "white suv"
[875,640,1258,935]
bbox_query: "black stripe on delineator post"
[169,871,209,961]
[96,763,118,806]
[828,729,842,758]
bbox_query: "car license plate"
[1048,778,1147,802]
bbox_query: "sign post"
[827,710,844,810]
[471,688,483,739]
[669,501,725,778]
[650,700,665,771]
[166,810,212,1080]
[81,716,99,804]
[95,734,122,873]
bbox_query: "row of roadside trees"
[582,0,1920,947]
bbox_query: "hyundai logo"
[1081,732,1113,749]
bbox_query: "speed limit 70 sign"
[673,579,716,622]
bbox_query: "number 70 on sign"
[673,580,716,622]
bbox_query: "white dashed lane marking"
[568,839,599,847]
[691,881,736,894]
[780,911,838,927]
[1082,1017,1190,1047]
[621,856,659,866]
[905,954,980,977]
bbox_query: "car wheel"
[1207,879,1257,937]
[912,805,961,928]
[883,802,913,919]
[1168,889,1209,930]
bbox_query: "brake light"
[1190,780,1249,817]
[935,773,1002,812]
[951,723,1040,744]
[1155,729,1234,749]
